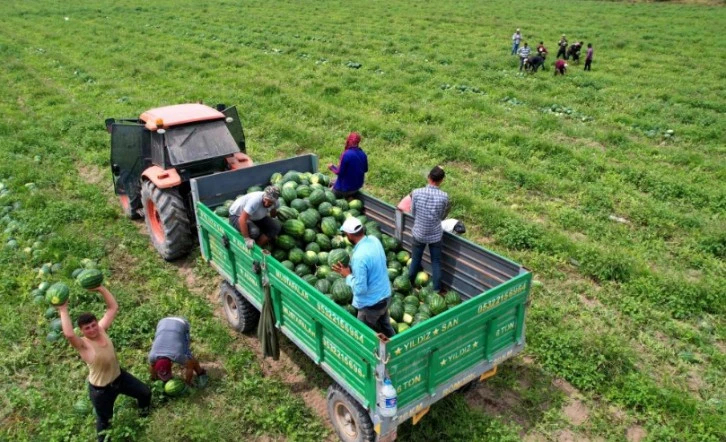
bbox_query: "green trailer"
[190,154,531,442]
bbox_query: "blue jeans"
[511,42,520,55]
[408,239,443,291]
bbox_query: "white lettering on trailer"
[476,283,526,315]
[323,337,364,377]
[283,306,316,338]
[273,270,309,301]
[317,303,365,344]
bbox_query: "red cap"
[154,358,173,381]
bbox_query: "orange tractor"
[105,103,252,260]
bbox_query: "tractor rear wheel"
[141,180,193,261]
[327,383,375,442]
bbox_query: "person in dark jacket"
[329,132,368,199]
[567,42,583,62]
[524,55,545,73]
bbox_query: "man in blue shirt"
[331,217,395,337]
[328,132,368,199]
[149,317,208,387]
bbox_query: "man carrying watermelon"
[55,286,151,442]
[229,185,282,247]
[408,166,450,296]
[149,317,208,387]
[332,217,396,337]
[328,132,368,199]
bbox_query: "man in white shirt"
[229,185,281,247]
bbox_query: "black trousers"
[557,47,567,59]
[584,59,592,71]
[357,298,396,338]
[88,370,151,442]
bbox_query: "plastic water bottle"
[378,378,397,417]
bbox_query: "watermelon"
[288,248,305,264]
[315,172,330,186]
[315,233,332,251]
[393,275,412,293]
[317,251,329,265]
[315,279,331,294]
[334,199,349,211]
[402,313,414,325]
[214,206,229,217]
[281,260,295,271]
[77,269,104,289]
[305,242,321,253]
[164,378,186,396]
[445,292,462,306]
[275,234,296,250]
[38,281,51,293]
[33,294,46,306]
[320,217,338,237]
[303,228,317,243]
[414,271,429,288]
[299,209,320,228]
[417,304,432,317]
[315,265,332,279]
[344,304,357,316]
[281,186,297,203]
[387,268,400,280]
[308,189,326,207]
[403,303,418,316]
[45,307,58,319]
[269,172,283,185]
[317,202,333,216]
[348,199,363,211]
[294,263,312,277]
[388,260,402,271]
[282,219,305,238]
[50,318,63,332]
[303,250,318,266]
[277,206,299,222]
[330,235,345,249]
[429,295,448,316]
[397,251,410,264]
[296,185,311,198]
[331,279,353,305]
[331,207,345,222]
[326,271,343,282]
[247,185,263,194]
[389,302,404,322]
[356,215,368,226]
[404,295,419,306]
[46,331,61,342]
[272,249,287,262]
[324,190,337,203]
[302,274,317,285]
[327,249,350,267]
[73,398,92,416]
[290,198,309,212]
[45,283,70,306]
[282,170,302,184]
[345,209,360,219]
[382,235,398,251]
[397,323,410,333]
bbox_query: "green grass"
[1,0,724,440]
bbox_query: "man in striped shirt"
[518,42,531,71]
[408,166,450,295]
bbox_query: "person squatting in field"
[328,132,368,199]
[332,217,396,338]
[228,185,282,248]
[524,55,546,73]
[149,317,208,387]
[55,286,151,442]
[567,41,584,62]
[554,59,568,76]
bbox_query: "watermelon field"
[1,0,724,440]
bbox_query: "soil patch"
[626,425,647,442]
[563,399,589,425]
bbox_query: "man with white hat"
[511,28,522,55]
[332,217,396,337]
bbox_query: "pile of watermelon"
[211,170,463,334]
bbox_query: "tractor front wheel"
[141,180,193,261]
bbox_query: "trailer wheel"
[141,180,193,261]
[119,194,142,220]
[220,281,259,333]
[327,383,375,442]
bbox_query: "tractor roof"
[140,104,225,131]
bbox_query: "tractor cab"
[106,103,253,260]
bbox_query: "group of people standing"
[511,28,594,75]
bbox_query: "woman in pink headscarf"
[328,132,368,199]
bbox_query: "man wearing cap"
[229,185,282,247]
[149,317,208,387]
[557,34,568,59]
[332,217,396,338]
[511,28,522,55]
[408,166,450,295]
